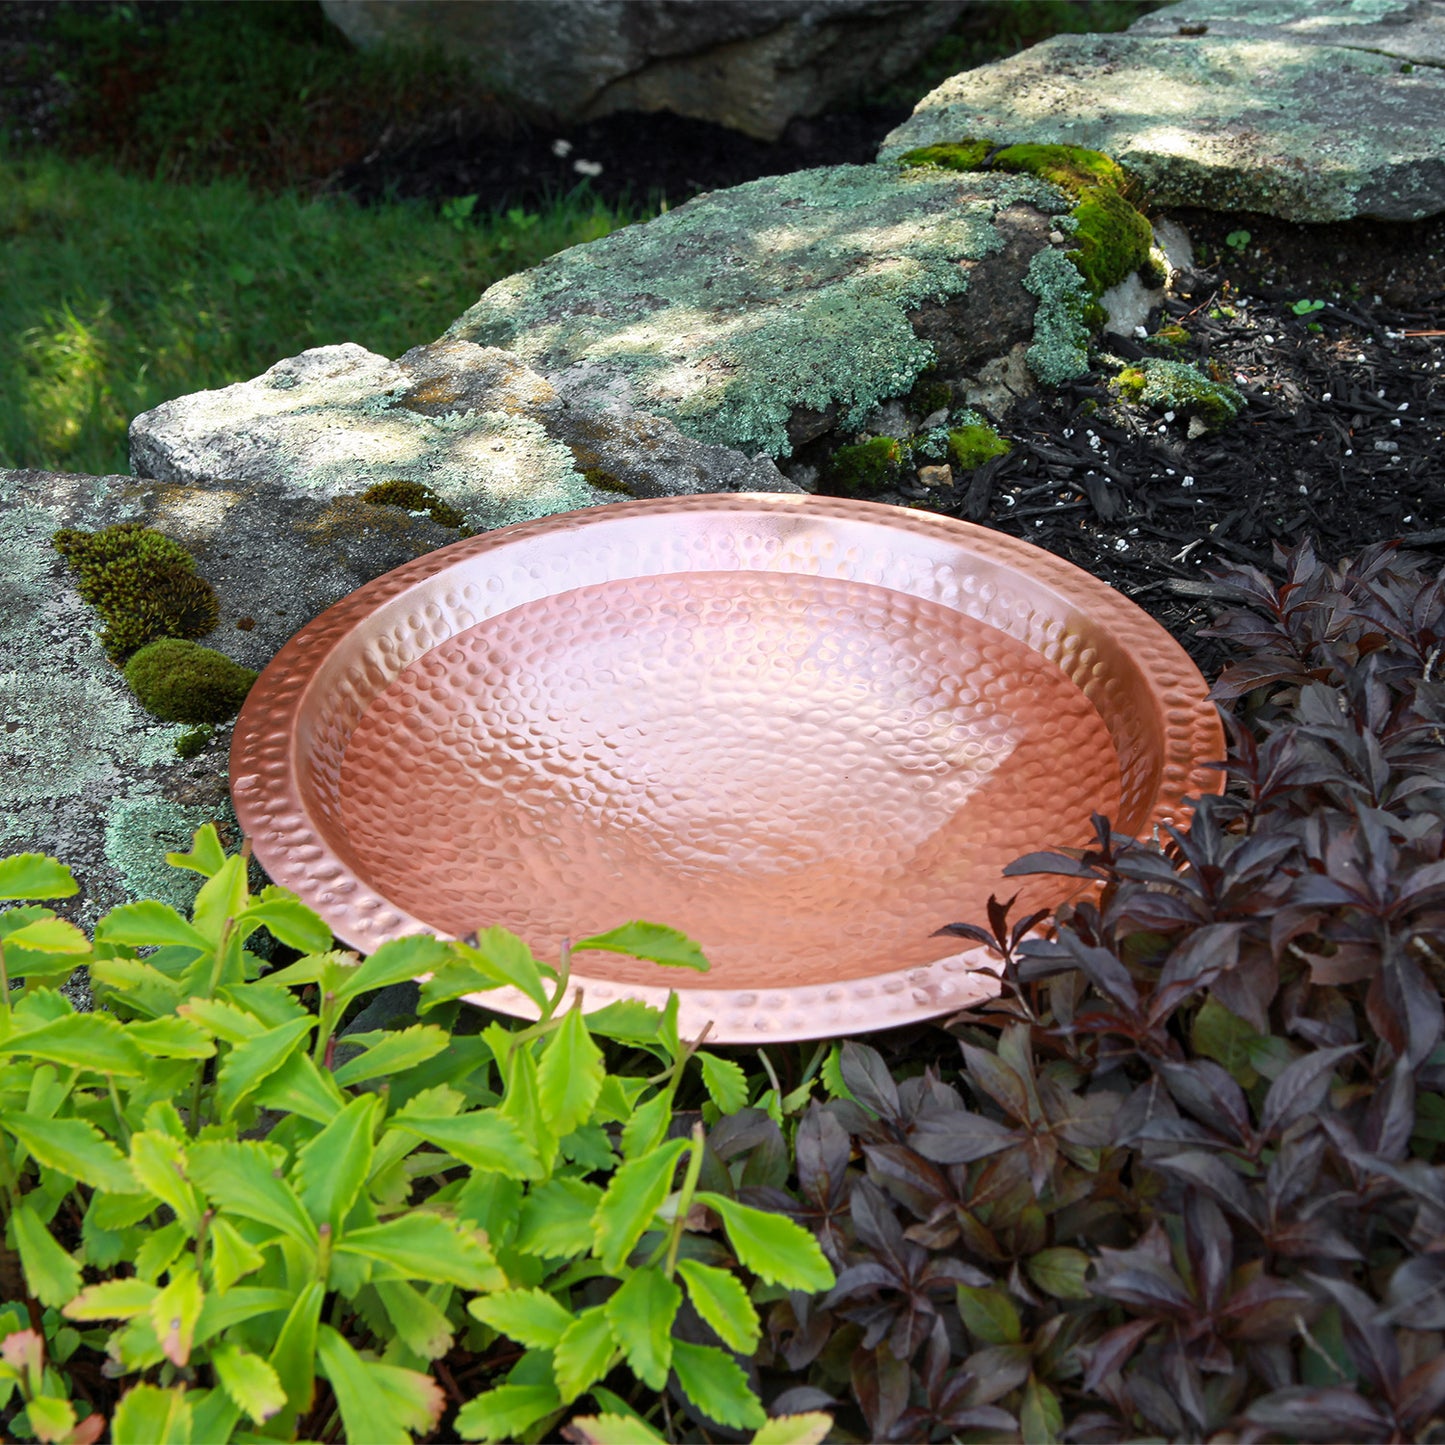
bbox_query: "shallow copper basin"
[232,494,1223,1041]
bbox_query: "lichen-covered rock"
[0,465,465,927]
[879,22,1445,222]
[129,340,795,519]
[319,0,965,142]
[446,163,1075,457]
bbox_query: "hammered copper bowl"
[231,493,1223,1041]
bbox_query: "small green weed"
[1291,298,1326,315]
[1225,228,1251,252]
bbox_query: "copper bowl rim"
[231,493,1224,1042]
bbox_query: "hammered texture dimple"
[232,494,1225,1041]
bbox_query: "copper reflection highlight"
[232,494,1224,1042]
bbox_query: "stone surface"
[445,163,1075,459]
[129,339,796,515]
[1132,0,1445,65]
[878,17,1445,221]
[0,466,462,924]
[319,0,965,141]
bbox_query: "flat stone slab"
[1131,0,1445,65]
[444,163,1072,459]
[1,466,470,926]
[879,12,1445,222]
[130,339,795,521]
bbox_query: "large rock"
[879,0,1445,222]
[130,339,796,514]
[319,0,966,142]
[0,466,460,927]
[445,163,1077,459]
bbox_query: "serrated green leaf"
[0,1012,145,1075]
[5,1114,135,1193]
[191,856,249,945]
[561,1122,616,1171]
[497,1040,557,1174]
[2,917,88,954]
[0,854,78,901]
[698,1051,748,1114]
[127,1016,215,1059]
[453,928,552,1011]
[185,1387,240,1445]
[151,1262,203,1366]
[753,1414,835,1445]
[1025,1247,1092,1301]
[339,934,455,1006]
[112,1383,192,1445]
[593,1139,689,1272]
[177,997,264,1044]
[468,1288,575,1349]
[164,823,228,878]
[553,1304,617,1403]
[585,998,664,1043]
[95,900,209,951]
[336,1213,504,1291]
[24,1393,76,1443]
[208,1217,266,1292]
[135,1220,188,1283]
[695,1194,834,1292]
[242,889,332,953]
[387,1109,540,1178]
[213,1015,315,1119]
[676,1258,761,1354]
[88,957,185,1019]
[563,1414,667,1445]
[454,1382,562,1443]
[537,1003,605,1136]
[374,1279,455,1360]
[332,1024,450,1086]
[574,920,709,971]
[188,1140,317,1245]
[12,1200,81,1308]
[294,1093,377,1230]
[515,1177,604,1257]
[316,1323,445,1444]
[129,1130,204,1232]
[250,1049,345,1124]
[63,1277,157,1321]
[671,1339,766,1430]
[268,1280,323,1429]
[620,1087,674,1160]
[605,1267,680,1390]
[209,1341,286,1424]
[956,1284,1022,1344]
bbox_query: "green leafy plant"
[0,835,833,1442]
[1225,228,1251,252]
[1291,297,1326,316]
[440,194,479,233]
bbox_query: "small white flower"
[551,139,573,157]
[573,159,603,177]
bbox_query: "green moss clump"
[947,423,1012,470]
[907,370,954,417]
[123,638,257,724]
[903,137,1154,299]
[53,522,220,662]
[174,725,215,759]
[823,437,905,498]
[1113,359,1244,429]
[359,479,465,530]
[899,140,995,173]
[581,467,634,496]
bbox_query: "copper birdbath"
[232,494,1223,1041]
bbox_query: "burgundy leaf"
[1305,1274,1401,1398]
[1383,1254,1445,1330]
[850,1342,910,1441]
[960,1344,1034,1405]
[1150,1150,1264,1231]
[1082,1317,1159,1392]
[1258,1045,1356,1138]
[908,1110,1016,1165]
[1242,1386,1392,1442]
[1399,1353,1445,1432]
[839,1041,902,1123]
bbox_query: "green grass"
[0,154,643,475]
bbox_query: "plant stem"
[663,1122,706,1281]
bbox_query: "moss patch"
[359,478,466,530]
[53,522,220,662]
[1112,358,1245,428]
[947,422,1012,470]
[123,638,258,724]
[823,436,906,498]
[174,725,215,759]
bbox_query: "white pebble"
[1181,477,1195,488]
[1321,392,1332,401]
[1163,410,1176,422]
[1114,538,1128,551]
[1298,484,1309,494]
[1399,402,1410,411]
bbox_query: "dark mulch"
[4,0,1441,683]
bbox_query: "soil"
[3,0,1442,683]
